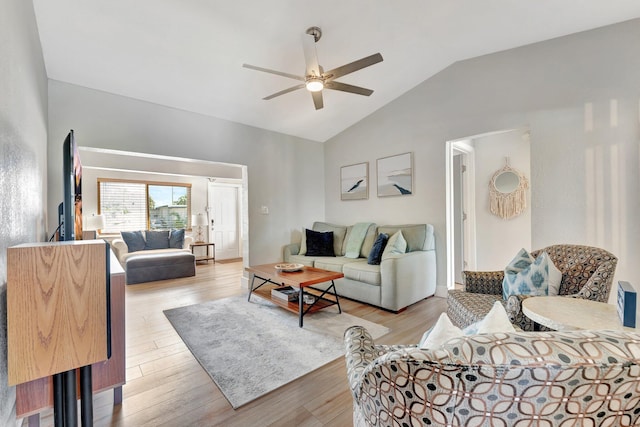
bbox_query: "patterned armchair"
[344,326,640,427]
[447,244,617,331]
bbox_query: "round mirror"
[494,170,520,194]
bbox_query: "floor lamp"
[192,213,208,243]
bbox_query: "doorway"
[208,182,242,260]
[446,128,531,290]
[446,140,476,289]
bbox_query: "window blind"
[99,181,147,232]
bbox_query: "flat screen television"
[61,130,82,241]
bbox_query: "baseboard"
[435,285,448,298]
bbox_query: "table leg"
[26,414,40,427]
[114,386,123,405]
[299,288,304,328]
[330,281,342,314]
[247,275,256,301]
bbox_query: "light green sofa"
[283,222,436,312]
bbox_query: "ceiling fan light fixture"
[305,78,324,92]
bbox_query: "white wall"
[47,81,325,268]
[325,19,640,301]
[473,130,531,270]
[0,0,49,424]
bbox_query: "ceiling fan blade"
[325,81,374,96]
[242,64,305,82]
[323,53,383,81]
[262,84,306,100]
[311,91,324,110]
[301,33,321,77]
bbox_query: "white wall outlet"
[260,206,269,215]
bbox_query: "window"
[98,179,191,233]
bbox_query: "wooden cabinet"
[14,249,126,423]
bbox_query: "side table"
[522,296,637,332]
[191,242,215,263]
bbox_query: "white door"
[208,183,241,260]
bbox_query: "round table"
[522,296,637,332]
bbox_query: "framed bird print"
[377,152,413,197]
[341,162,368,200]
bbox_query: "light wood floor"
[32,261,448,427]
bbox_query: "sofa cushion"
[121,230,146,253]
[125,251,195,285]
[305,229,335,257]
[312,222,347,256]
[145,230,170,250]
[314,256,359,273]
[169,228,185,249]
[381,230,407,260]
[343,260,381,286]
[377,224,430,252]
[287,254,316,267]
[367,233,389,265]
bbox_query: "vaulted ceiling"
[33,1,640,142]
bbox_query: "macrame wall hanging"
[489,158,529,220]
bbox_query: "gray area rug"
[164,294,390,408]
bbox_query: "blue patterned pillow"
[503,251,558,299]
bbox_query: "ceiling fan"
[243,27,383,110]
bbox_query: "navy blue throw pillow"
[121,230,146,253]
[367,233,389,265]
[144,230,170,250]
[305,229,335,257]
[169,229,185,249]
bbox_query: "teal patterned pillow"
[503,251,558,299]
[504,248,535,275]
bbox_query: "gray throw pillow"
[144,230,169,250]
[121,230,146,253]
[169,229,185,249]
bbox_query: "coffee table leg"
[299,288,304,327]
[330,281,342,314]
[248,275,255,302]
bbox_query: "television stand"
[16,250,126,426]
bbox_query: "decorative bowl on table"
[274,263,304,272]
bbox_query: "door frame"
[446,139,476,290]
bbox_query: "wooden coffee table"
[246,263,344,327]
[522,296,637,332]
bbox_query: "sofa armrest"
[111,238,128,262]
[183,235,194,249]
[283,243,300,262]
[505,294,537,331]
[573,259,616,302]
[345,326,417,398]
[344,326,378,399]
[463,270,504,295]
[378,250,436,310]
